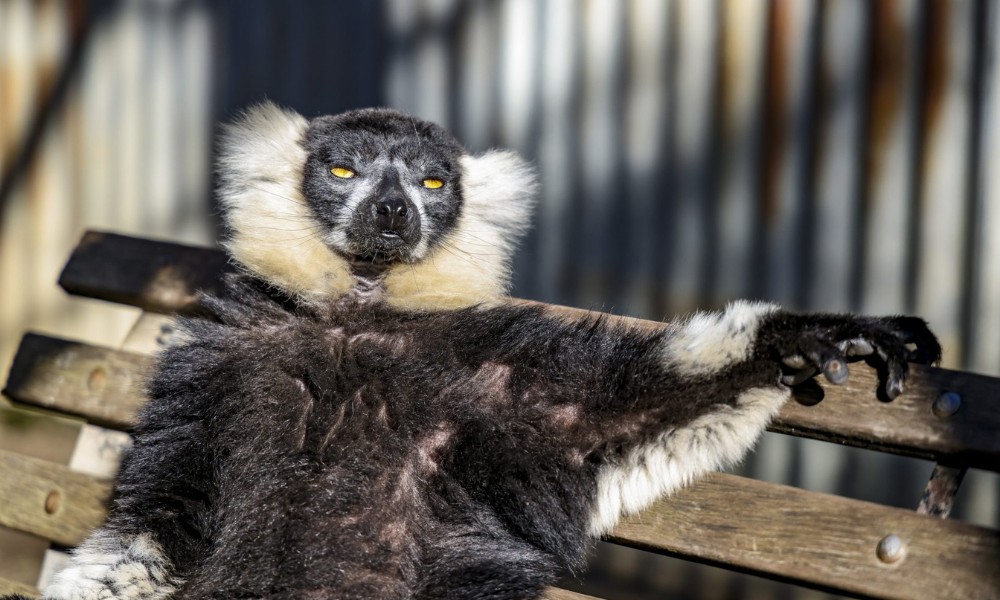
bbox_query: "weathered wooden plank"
[57,230,231,314]
[8,326,1000,472]
[0,449,112,547]
[3,333,152,430]
[609,472,1000,600]
[772,363,1000,471]
[0,577,38,598]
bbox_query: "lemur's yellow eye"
[331,167,355,179]
[422,178,444,189]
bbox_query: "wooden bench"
[2,230,999,599]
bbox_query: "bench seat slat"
[7,326,1000,472]
[610,472,1000,600]
[0,449,111,547]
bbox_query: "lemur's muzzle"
[361,193,421,255]
[374,196,415,236]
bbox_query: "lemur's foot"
[756,313,941,400]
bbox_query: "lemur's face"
[302,109,466,265]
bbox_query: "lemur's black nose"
[374,197,414,234]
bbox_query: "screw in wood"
[44,490,61,515]
[88,367,107,392]
[932,391,961,418]
[876,534,906,564]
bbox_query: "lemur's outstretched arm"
[442,301,940,547]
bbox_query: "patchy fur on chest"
[172,284,613,573]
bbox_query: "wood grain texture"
[58,230,231,314]
[0,577,39,598]
[3,333,151,430]
[609,472,1000,600]
[774,363,1000,472]
[0,449,111,547]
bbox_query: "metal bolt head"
[876,534,906,564]
[933,391,961,418]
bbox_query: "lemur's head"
[301,109,465,265]
[217,102,537,310]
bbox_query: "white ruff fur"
[219,103,537,310]
[664,300,780,376]
[43,531,178,600]
[218,102,353,303]
[589,302,786,536]
[588,386,790,536]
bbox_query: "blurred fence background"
[1,0,998,598]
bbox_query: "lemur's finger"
[839,338,874,358]
[801,338,849,385]
[783,354,808,369]
[781,366,817,386]
[822,357,850,385]
[896,320,942,365]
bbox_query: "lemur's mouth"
[344,238,412,266]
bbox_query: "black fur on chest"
[138,277,634,596]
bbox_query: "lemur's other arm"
[41,337,222,600]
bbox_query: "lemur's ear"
[217,102,353,301]
[459,150,539,255]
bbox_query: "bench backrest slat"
[58,231,232,314]
[4,333,150,430]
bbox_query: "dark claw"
[884,356,908,400]
[782,366,817,386]
[886,377,905,400]
[890,316,942,365]
[822,358,849,385]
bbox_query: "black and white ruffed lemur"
[31,103,940,600]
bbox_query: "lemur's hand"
[755,313,941,400]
